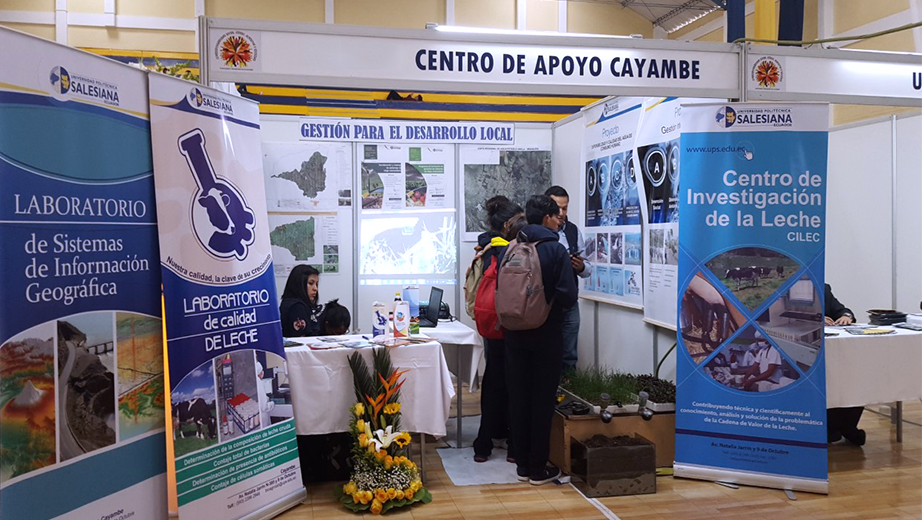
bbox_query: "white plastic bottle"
[393,300,410,338]
[372,301,387,337]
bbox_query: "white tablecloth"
[420,320,484,392]
[825,326,922,408]
[285,338,455,436]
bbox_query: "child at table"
[320,299,351,336]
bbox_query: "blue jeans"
[561,303,579,371]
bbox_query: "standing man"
[545,186,592,372]
[502,195,578,485]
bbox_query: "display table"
[285,337,455,437]
[825,326,922,441]
[419,320,483,448]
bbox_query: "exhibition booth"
[0,15,920,520]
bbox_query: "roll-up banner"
[148,74,306,519]
[675,103,829,493]
[580,97,645,308]
[0,27,167,519]
[635,97,710,330]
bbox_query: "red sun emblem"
[220,36,253,68]
[755,60,781,88]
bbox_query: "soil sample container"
[570,433,656,497]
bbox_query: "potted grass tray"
[551,369,676,470]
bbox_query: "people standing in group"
[471,197,525,464]
[279,265,324,337]
[500,194,577,485]
[545,186,591,373]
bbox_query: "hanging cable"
[731,20,922,47]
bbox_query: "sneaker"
[529,466,561,486]
[516,467,529,482]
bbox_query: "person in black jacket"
[503,195,578,485]
[824,284,855,326]
[824,284,865,445]
[473,198,524,464]
[279,265,323,337]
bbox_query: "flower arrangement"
[337,348,431,514]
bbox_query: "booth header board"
[746,45,922,106]
[675,102,830,494]
[0,27,167,520]
[203,18,741,98]
[148,75,306,519]
[300,119,515,145]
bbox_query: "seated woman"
[279,265,323,337]
[319,299,351,336]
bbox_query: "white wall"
[895,115,922,315]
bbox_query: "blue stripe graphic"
[1,433,166,520]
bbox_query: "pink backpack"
[494,238,553,330]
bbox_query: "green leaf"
[417,488,433,504]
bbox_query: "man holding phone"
[545,186,592,372]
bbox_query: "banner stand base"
[237,487,308,520]
[674,463,828,495]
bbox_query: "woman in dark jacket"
[280,265,323,337]
[473,198,525,463]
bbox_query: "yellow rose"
[359,433,369,447]
[375,489,388,503]
[384,460,392,470]
[354,403,365,416]
[352,492,361,503]
[375,450,387,461]
[385,455,393,465]
[367,443,376,454]
[387,488,397,499]
[411,480,422,492]
[370,499,383,515]
[344,481,356,495]
[359,491,370,504]
[356,419,365,432]
[395,489,405,500]
[405,489,414,500]
[383,403,401,414]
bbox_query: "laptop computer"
[419,287,443,328]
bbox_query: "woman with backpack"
[470,197,525,463]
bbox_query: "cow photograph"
[170,362,219,457]
[704,247,800,311]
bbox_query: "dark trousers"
[827,406,864,436]
[473,338,512,457]
[505,322,564,477]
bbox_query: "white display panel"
[259,120,356,313]
[263,141,353,211]
[357,143,459,332]
[459,127,553,242]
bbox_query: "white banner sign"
[580,97,645,308]
[300,119,515,144]
[746,47,922,105]
[205,20,740,97]
[149,75,306,520]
